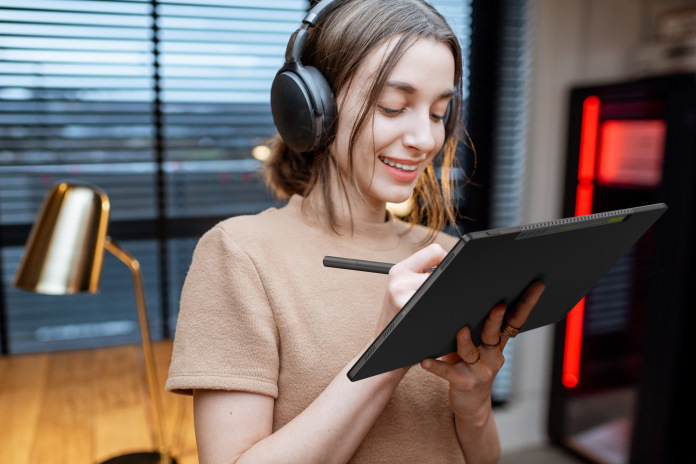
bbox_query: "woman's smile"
[378,155,423,182]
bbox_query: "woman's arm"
[193,244,447,464]
[421,281,546,464]
[193,356,408,464]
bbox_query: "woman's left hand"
[420,281,546,421]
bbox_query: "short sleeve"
[165,224,280,397]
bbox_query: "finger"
[439,352,461,364]
[455,326,480,365]
[385,270,432,310]
[421,357,459,383]
[507,280,546,328]
[500,281,546,350]
[480,303,506,348]
[391,243,448,275]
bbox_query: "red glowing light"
[562,299,585,388]
[597,119,666,188]
[563,95,601,388]
[577,96,600,186]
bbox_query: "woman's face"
[330,36,455,211]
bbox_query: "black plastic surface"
[347,203,667,381]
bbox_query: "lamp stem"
[104,237,171,464]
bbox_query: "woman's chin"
[380,188,415,207]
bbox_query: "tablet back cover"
[348,203,667,381]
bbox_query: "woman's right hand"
[374,243,449,336]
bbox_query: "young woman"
[166,1,545,463]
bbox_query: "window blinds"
[0,0,305,353]
[0,4,534,405]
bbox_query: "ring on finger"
[501,323,520,338]
[464,349,480,365]
[481,341,500,349]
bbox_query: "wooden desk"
[0,340,197,464]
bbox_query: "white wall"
[495,0,696,452]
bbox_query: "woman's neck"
[305,179,388,226]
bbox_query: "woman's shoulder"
[196,200,300,249]
[226,198,299,229]
[214,206,279,234]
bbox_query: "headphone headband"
[303,0,342,27]
[285,0,342,63]
[271,0,343,153]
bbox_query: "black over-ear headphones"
[270,0,342,153]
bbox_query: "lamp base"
[100,452,177,464]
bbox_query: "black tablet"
[347,203,667,381]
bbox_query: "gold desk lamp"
[13,181,175,464]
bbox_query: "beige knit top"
[166,194,464,463]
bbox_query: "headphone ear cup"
[270,64,336,153]
[270,68,317,153]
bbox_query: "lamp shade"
[13,181,110,295]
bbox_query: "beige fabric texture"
[166,194,464,463]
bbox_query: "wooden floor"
[0,340,198,464]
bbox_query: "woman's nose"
[402,110,436,153]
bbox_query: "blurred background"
[0,0,693,463]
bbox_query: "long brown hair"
[264,0,465,243]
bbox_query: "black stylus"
[323,256,393,274]
[323,256,436,274]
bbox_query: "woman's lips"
[378,155,421,182]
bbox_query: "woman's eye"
[431,113,446,121]
[377,105,404,116]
